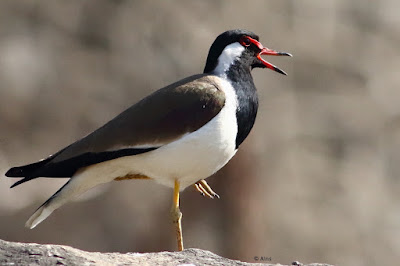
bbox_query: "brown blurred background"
[0,1,399,265]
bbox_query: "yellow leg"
[171,179,184,251]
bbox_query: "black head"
[203,29,291,75]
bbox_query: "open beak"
[258,48,292,75]
[248,37,292,75]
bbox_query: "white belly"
[78,79,238,190]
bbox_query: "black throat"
[225,61,259,149]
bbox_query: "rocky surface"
[0,239,333,266]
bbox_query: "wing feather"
[7,74,226,183]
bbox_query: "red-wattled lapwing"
[5,29,291,251]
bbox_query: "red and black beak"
[248,37,292,75]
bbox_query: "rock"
[0,239,333,266]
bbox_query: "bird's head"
[204,29,292,76]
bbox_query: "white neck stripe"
[212,42,244,77]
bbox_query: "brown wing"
[51,74,226,162]
[7,74,226,184]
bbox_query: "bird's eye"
[239,36,251,47]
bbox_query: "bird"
[5,29,291,251]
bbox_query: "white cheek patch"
[212,42,245,76]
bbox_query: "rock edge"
[0,239,333,266]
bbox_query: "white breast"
[77,77,239,190]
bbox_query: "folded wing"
[6,74,226,187]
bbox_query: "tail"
[25,181,69,229]
[6,157,53,188]
[25,169,103,229]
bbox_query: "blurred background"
[0,1,399,265]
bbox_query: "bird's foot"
[194,179,220,199]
